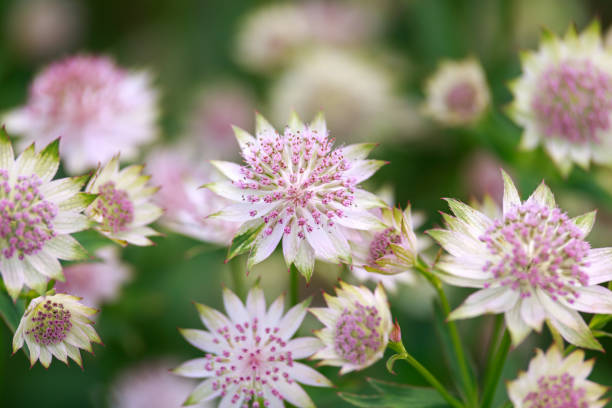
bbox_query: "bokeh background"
[0,0,612,407]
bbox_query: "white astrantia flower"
[310,282,392,374]
[507,21,612,176]
[0,132,94,300]
[4,55,158,174]
[85,155,162,246]
[507,346,608,408]
[13,293,101,368]
[173,286,331,408]
[428,170,612,350]
[423,57,490,126]
[207,112,387,280]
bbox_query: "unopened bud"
[390,318,402,343]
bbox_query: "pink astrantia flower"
[207,112,386,280]
[507,346,608,408]
[147,147,239,245]
[507,21,612,176]
[428,170,612,350]
[4,55,158,173]
[54,246,131,308]
[310,282,392,374]
[173,286,331,407]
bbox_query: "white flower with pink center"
[310,282,392,374]
[173,287,331,408]
[508,21,612,176]
[208,113,386,280]
[429,170,612,350]
[0,133,93,300]
[4,55,158,173]
[423,57,490,126]
[13,293,101,368]
[507,346,608,408]
[86,155,162,246]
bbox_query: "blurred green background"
[1,0,612,407]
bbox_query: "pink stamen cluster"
[532,60,612,143]
[524,373,587,408]
[25,299,72,346]
[479,201,590,300]
[96,181,134,233]
[334,301,383,365]
[368,227,401,265]
[0,171,58,260]
[201,316,295,407]
[236,126,355,239]
[445,81,477,115]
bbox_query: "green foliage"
[339,378,450,408]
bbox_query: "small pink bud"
[390,318,402,343]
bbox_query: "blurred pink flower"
[463,151,504,204]
[4,55,158,173]
[147,147,239,245]
[55,246,131,308]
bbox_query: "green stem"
[483,315,504,380]
[289,265,299,306]
[229,259,246,299]
[481,330,511,408]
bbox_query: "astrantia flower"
[4,55,158,173]
[429,170,612,349]
[85,155,162,246]
[54,246,131,308]
[173,286,331,407]
[13,293,101,368]
[423,57,490,126]
[0,132,93,300]
[508,346,608,408]
[507,22,612,176]
[310,282,392,374]
[208,112,386,280]
[147,147,239,245]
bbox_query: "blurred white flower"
[4,55,158,173]
[54,246,131,308]
[423,57,490,126]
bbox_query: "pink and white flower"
[4,55,158,173]
[310,282,392,374]
[429,170,612,350]
[507,21,612,176]
[507,346,608,408]
[207,112,386,280]
[174,286,331,407]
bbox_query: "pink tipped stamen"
[524,373,586,408]
[334,301,383,365]
[96,181,134,233]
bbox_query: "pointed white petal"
[448,286,519,320]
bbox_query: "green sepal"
[226,220,264,262]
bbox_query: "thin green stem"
[483,315,504,380]
[229,259,246,299]
[289,265,299,306]
[481,330,511,408]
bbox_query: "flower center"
[368,227,401,265]
[524,373,586,408]
[334,301,383,365]
[95,181,134,233]
[236,127,356,239]
[532,60,612,144]
[201,317,295,407]
[445,81,477,115]
[0,171,58,260]
[26,299,72,346]
[479,201,590,300]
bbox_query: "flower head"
[86,155,162,246]
[208,112,386,280]
[423,57,490,126]
[13,293,101,368]
[0,132,93,300]
[508,346,608,408]
[507,22,612,176]
[173,286,331,408]
[310,282,392,374]
[4,55,158,173]
[429,170,612,350]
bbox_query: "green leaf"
[0,290,21,332]
[589,314,612,330]
[339,378,450,408]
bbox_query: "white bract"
[507,22,612,176]
[208,112,386,280]
[174,286,331,408]
[310,282,392,374]
[429,170,612,350]
[0,133,93,300]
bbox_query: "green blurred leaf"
[339,378,450,408]
[0,290,20,332]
